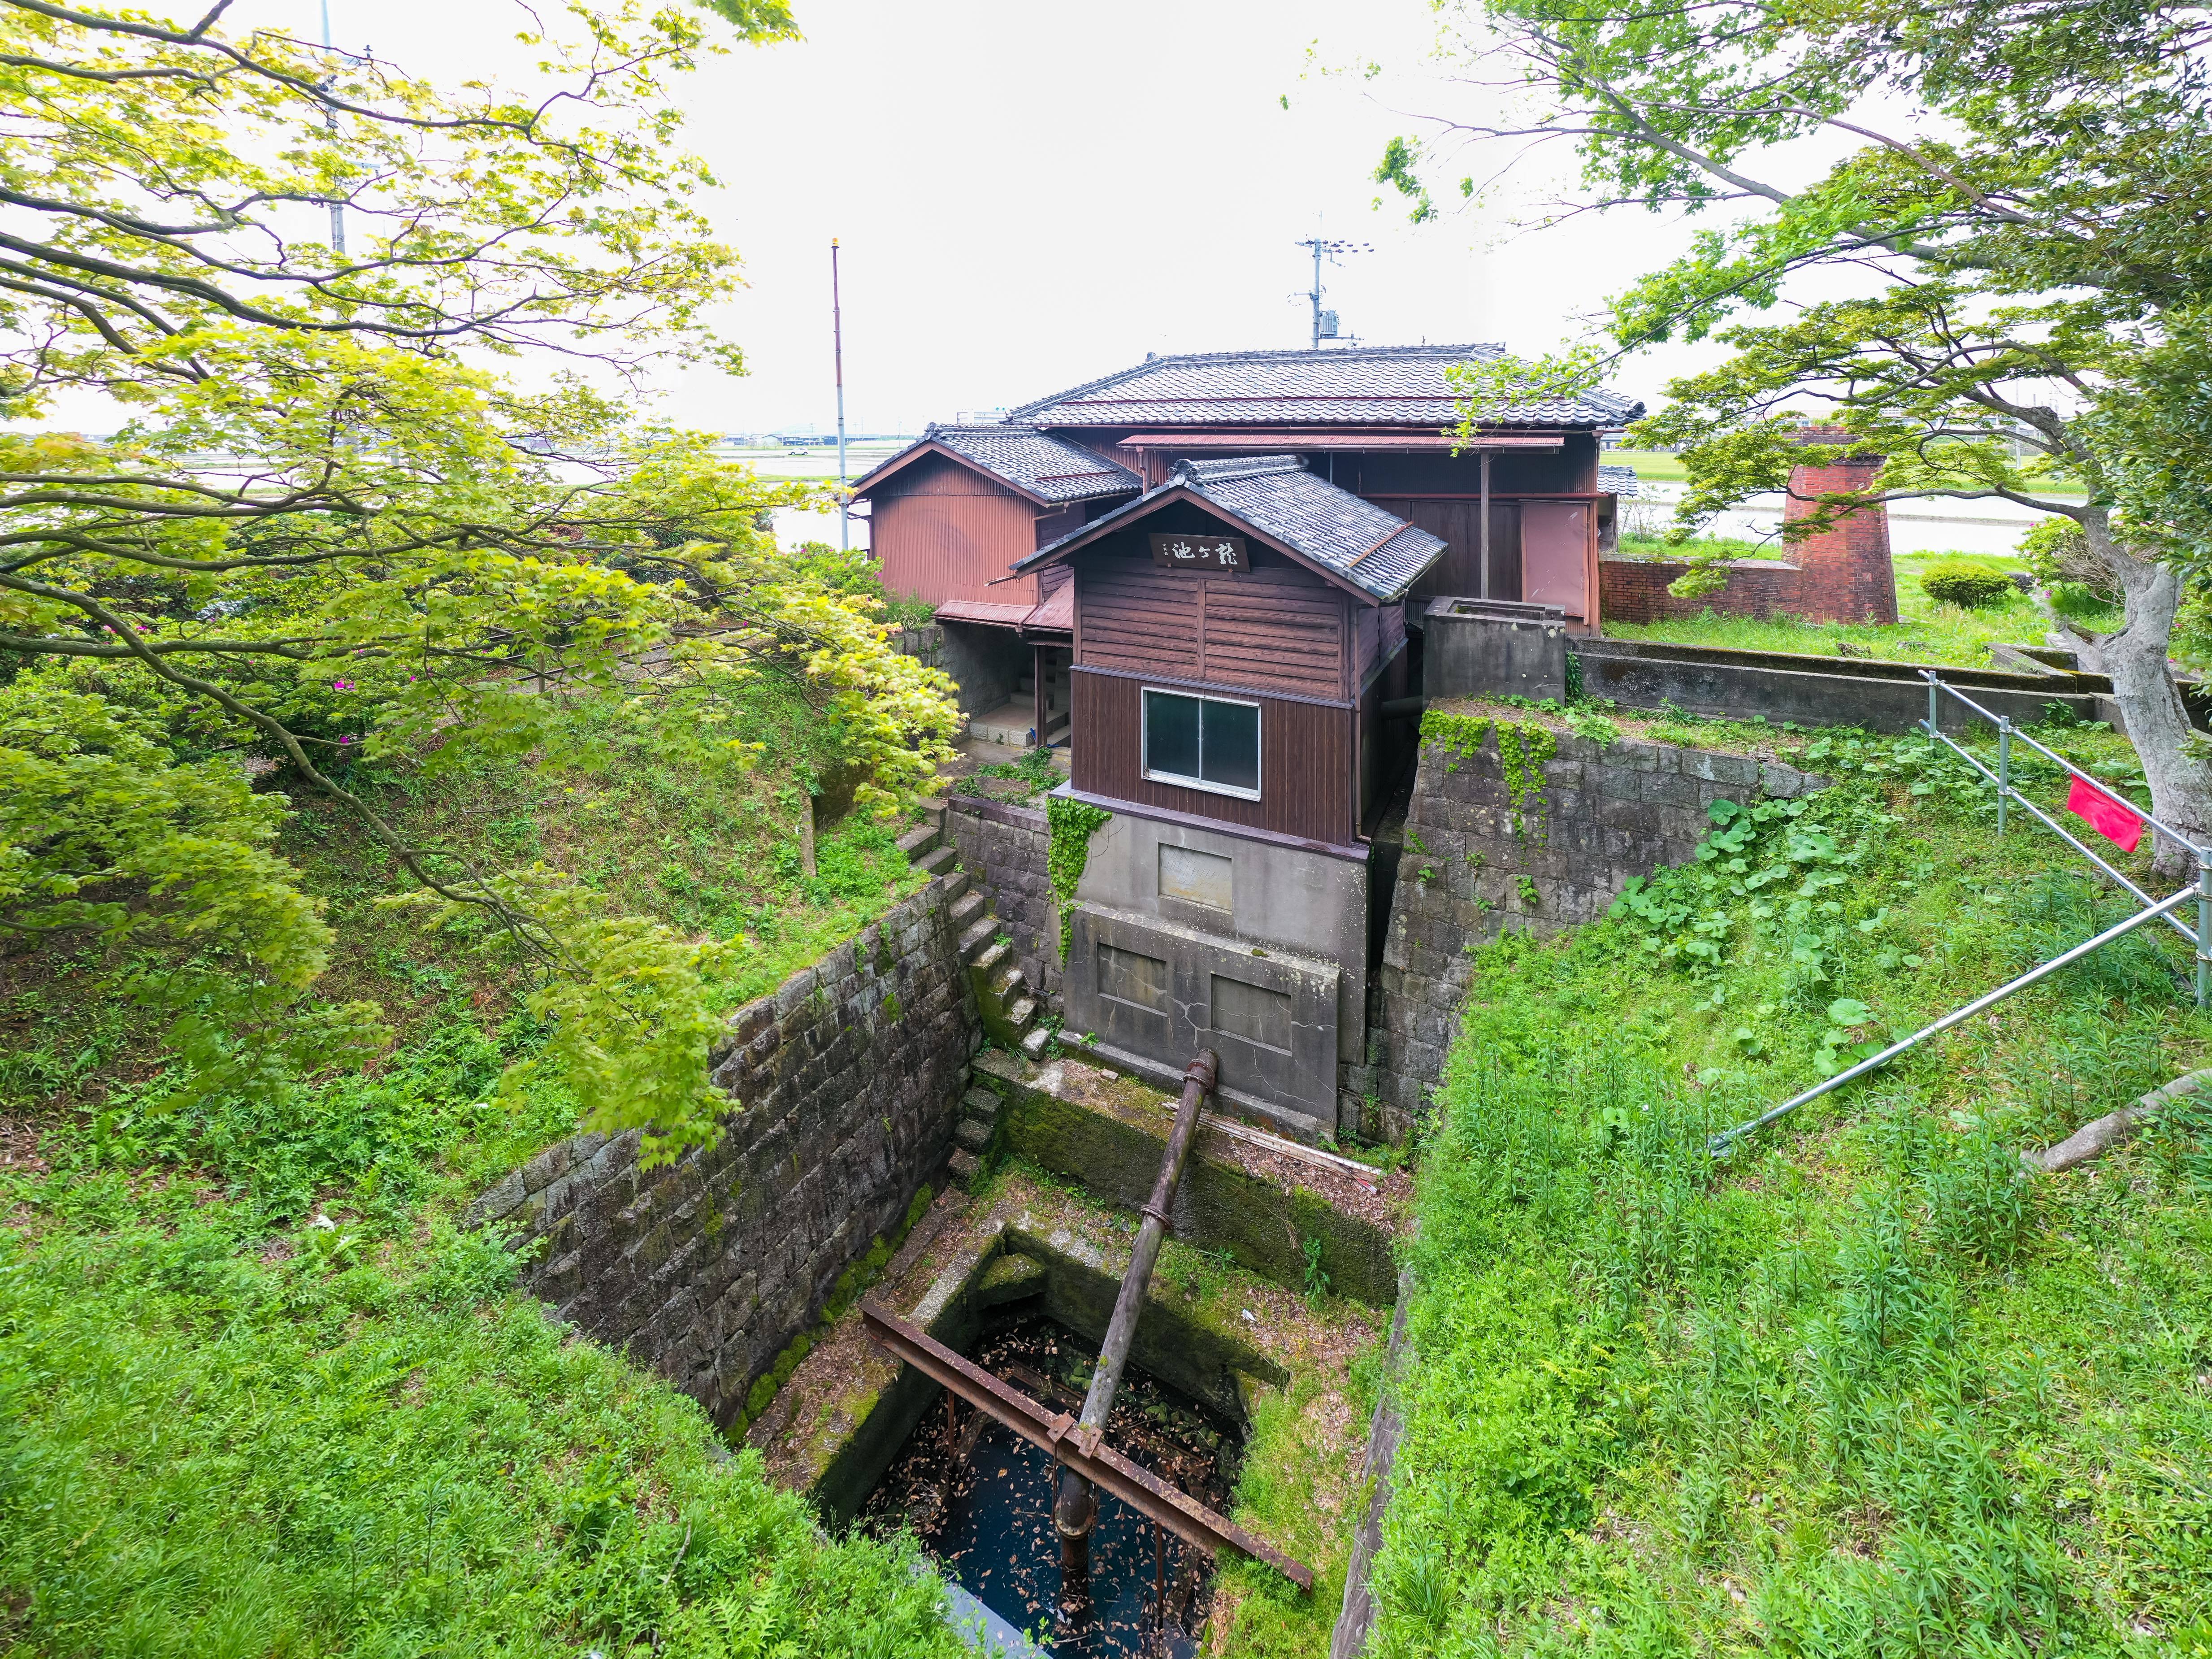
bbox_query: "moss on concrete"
[976,1052,1400,1306]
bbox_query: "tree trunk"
[2078,512,2212,879]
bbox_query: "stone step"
[916,843,958,879]
[948,1147,981,1187]
[916,795,947,827]
[1006,995,1037,1029]
[1019,1026,1052,1062]
[895,823,940,862]
[958,917,1000,961]
[954,1116,993,1154]
[959,1087,1002,1123]
[937,869,970,902]
[989,964,1026,1004]
[970,940,1011,979]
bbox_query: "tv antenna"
[1295,237,1370,350]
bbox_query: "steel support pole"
[1926,672,1939,737]
[1997,717,2011,838]
[2198,851,2210,1010]
[1054,1050,1219,1589]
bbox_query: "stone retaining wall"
[466,874,980,1429]
[944,795,1062,1005]
[1349,722,1825,1141]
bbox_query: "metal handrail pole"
[1927,673,1940,738]
[2199,852,2211,1009]
[1997,717,2011,839]
[1920,720,2193,941]
[1710,882,2196,1154]
[1925,670,2204,855]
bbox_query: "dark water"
[860,1317,1240,1658]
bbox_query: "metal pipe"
[831,239,849,551]
[1921,694,2193,942]
[1054,1050,1219,1583]
[2198,851,2210,1010]
[1712,882,2195,1154]
[1997,717,2011,839]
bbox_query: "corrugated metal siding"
[1071,669,1355,846]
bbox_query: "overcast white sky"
[282,0,1744,439]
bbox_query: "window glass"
[1201,699,1259,792]
[1143,688,1260,797]
[1144,690,1200,782]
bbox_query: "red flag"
[2067,775,2146,852]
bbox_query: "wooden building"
[848,344,1644,740]
[1008,456,1447,1138]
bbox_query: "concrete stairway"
[897,798,1049,1187]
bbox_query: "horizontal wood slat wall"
[1071,669,1354,845]
[1076,550,1348,698]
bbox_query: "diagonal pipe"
[1053,1049,1219,1587]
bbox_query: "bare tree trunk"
[2077,512,2212,878]
[798,792,817,878]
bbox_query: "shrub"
[1918,558,2016,609]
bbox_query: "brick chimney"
[1783,428,1897,625]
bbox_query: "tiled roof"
[1004,343,1643,430]
[1019,456,1448,604]
[867,424,1140,504]
[1599,463,1640,498]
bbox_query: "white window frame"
[1140,686,1262,802]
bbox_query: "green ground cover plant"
[0,671,953,1650]
[1372,721,2212,1656]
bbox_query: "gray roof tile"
[1599,462,1640,498]
[1004,343,1643,430]
[862,424,1140,504]
[1019,456,1448,603]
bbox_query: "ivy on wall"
[1045,795,1112,961]
[1418,711,1560,842]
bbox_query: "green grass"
[1369,724,2212,1656]
[1609,450,2090,499]
[0,1161,962,1657]
[1604,551,2128,669]
[0,677,955,1652]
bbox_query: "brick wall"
[1600,434,1896,627]
[944,795,1062,1005]
[1348,722,1825,1141]
[1600,556,1804,624]
[1785,440,1898,624]
[464,874,980,1430]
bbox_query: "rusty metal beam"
[859,1301,1314,1592]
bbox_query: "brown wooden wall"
[868,453,1039,607]
[1074,540,1349,699]
[1071,668,1356,847]
[1390,499,1523,605]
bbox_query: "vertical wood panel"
[872,489,1040,606]
[1071,669,1354,845]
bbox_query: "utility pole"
[1295,236,1370,349]
[832,238,848,551]
[319,0,347,257]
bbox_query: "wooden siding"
[1392,499,1522,603]
[1352,598,1408,691]
[869,452,1041,607]
[1075,544,1348,699]
[1071,668,1356,846]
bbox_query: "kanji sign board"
[1149,533,1248,572]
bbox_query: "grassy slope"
[0,683,954,1655]
[1370,721,2212,1656]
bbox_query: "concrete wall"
[465,875,980,1429]
[1575,637,2106,732]
[944,795,1060,1005]
[888,620,1028,716]
[1062,808,1372,1141]
[1348,719,1825,1142]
